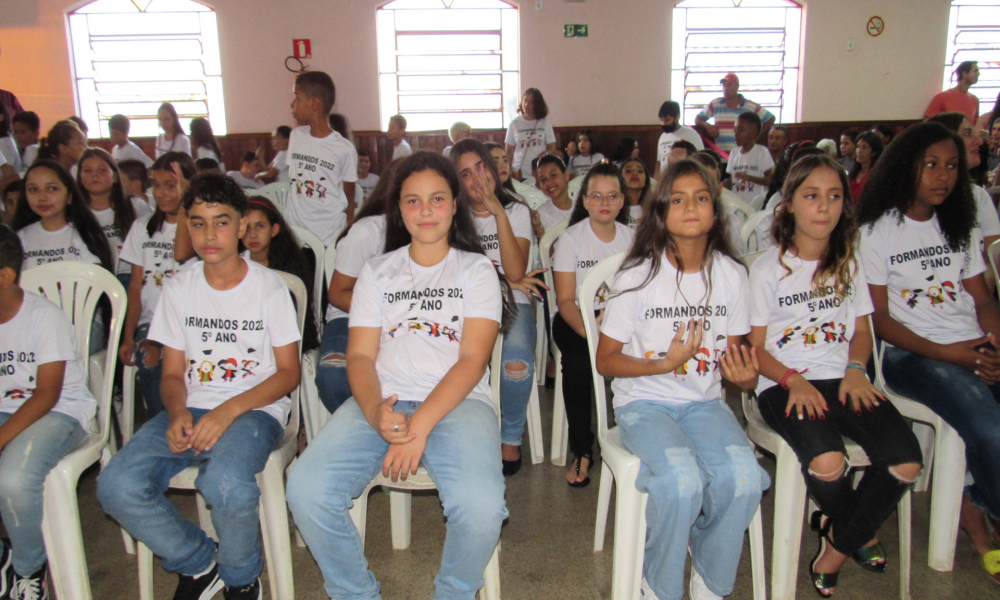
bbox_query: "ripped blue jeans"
[615,399,769,600]
[499,303,536,446]
[316,317,351,414]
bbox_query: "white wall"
[0,0,957,134]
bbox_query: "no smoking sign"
[867,16,885,37]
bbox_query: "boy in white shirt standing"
[388,114,412,161]
[98,173,301,600]
[725,112,774,205]
[285,71,358,246]
[109,114,154,168]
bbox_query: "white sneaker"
[689,568,722,600]
[639,576,661,600]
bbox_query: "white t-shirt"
[392,140,412,161]
[552,220,634,311]
[974,184,1000,249]
[657,127,704,175]
[349,246,502,411]
[195,146,220,163]
[860,211,985,345]
[20,144,38,175]
[226,171,263,190]
[18,222,100,270]
[0,292,97,430]
[111,141,153,168]
[357,173,380,203]
[568,153,605,178]
[91,197,153,275]
[325,215,387,322]
[627,204,643,230]
[537,199,574,232]
[0,136,22,176]
[269,150,289,183]
[726,144,774,205]
[750,247,874,393]
[720,188,748,256]
[119,214,182,327]
[155,133,192,158]
[285,126,358,246]
[504,116,556,172]
[148,259,301,425]
[474,201,532,304]
[601,253,750,408]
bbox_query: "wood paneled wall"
[87,120,918,175]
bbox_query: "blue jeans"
[615,399,769,600]
[499,303,536,446]
[97,409,284,587]
[883,345,1000,519]
[287,398,508,600]
[316,317,351,414]
[0,411,86,576]
[134,323,164,417]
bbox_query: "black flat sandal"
[502,457,521,477]
[809,511,839,598]
[568,454,592,488]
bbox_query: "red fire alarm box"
[293,39,312,59]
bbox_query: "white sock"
[190,561,216,580]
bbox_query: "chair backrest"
[741,209,773,254]
[289,224,326,328]
[749,192,767,211]
[21,261,127,447]
[567,175,583,201]
[510,178,548,210]
[539,218,570,296]
[740,250,767,270]
[257,182,290,210]
[579,252,626,442]
[355,184,363,209]
[721,191,755,222]
[323,242,338,293]
[274,270,307,440]
[988,239,1000,292]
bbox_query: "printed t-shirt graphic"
[285,126,358,246]
[119,214,183,327]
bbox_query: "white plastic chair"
[288,225,325,331]
[581,254,766,600]
[567,175,583,201]
[22,262,127,600]
[510,178,548,210]
[298,242,341,443]
[749,192,767,211]
[257,181,289,211]
[741,209,774,254]
[347,335,506,600]
[354,184,363,208]
[539,219,570,466]
[721,190,755,223]
[521,235,545,466]
[987,239,1000,291]
[132,271,308,600]
[869,317,966,572]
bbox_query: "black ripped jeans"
[552,312,595,460]
[757,379,923,555]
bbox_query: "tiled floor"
[76,386,997,599]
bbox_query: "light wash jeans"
[614,399,769,600]
[97,409,284,587]
[316,317,351,414]
[0,411,86,576]
[287,398,508,600]
[133,323,164,417]
[499,303,536,446]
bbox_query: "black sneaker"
[10,564,46,600]
[0,538,13,599]
[173,563,224,600]
[223,578,261,600]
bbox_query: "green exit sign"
[564,24,588,38]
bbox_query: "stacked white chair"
[131,271,309,600]
[538,219,570,466]
[347,335,506,600]
[22,262,127,600]
[580,254,766,600]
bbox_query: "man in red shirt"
[925,61,980,122]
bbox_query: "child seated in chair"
[0,224,97,598]
[98,173,301,600]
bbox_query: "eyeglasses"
[586,192,624,204]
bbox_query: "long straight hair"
[158,103,186,138]
[567,162,630,227]
[146,152,196,237]
[383,152,515,331]
[771,154,859,300]
[14,159,114,272]
[617,160,739,300]
[451,138,521,209]
[77,147,136,241]
[619,156,652,207]
[189,117,223,161]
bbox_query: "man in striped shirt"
[695,73,775,154]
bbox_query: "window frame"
[943,0,1000,122]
